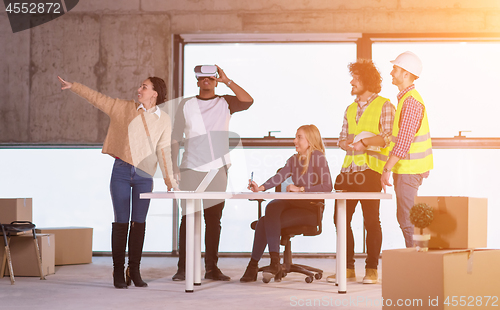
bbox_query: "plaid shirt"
[391,85,424,159]
[339,93,395,173]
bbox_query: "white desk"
[140,191,391,293]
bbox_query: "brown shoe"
[326,268,356,283]
[362,268,378,284]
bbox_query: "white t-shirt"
[172,95,252,172]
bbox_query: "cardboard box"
[35,227,93,265]
[0,198,32,224]
[414,196,487,249]
[0,233,55,277]
[382,248,500,309]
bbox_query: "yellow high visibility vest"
[341,96,391,174]
[389,89,433,174]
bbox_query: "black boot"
[263,252,281,283]
[204,266,231,281]
[112,222,129,289]
[126,221,148,287]
[240,258,259,282]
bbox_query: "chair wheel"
[282,272,287,278]
[315,273,322,280]
[305,276,314,283]
[262,272,273,283]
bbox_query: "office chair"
[250,172,324,283]
[1,221,45,284]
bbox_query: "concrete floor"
[0,256,383,310]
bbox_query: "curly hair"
[348,59,382,94]
[148,76,167,105]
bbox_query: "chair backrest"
[273,168,324,237]
[251,168,325,239]
[281,202,324,241]
[272,167,324,239]
[1,221,36,235]
[1,221,36,249]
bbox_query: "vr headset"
[194,65,218,79]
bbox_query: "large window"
[184,43,357,138]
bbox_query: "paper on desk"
[349,131,381,152]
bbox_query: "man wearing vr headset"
[171,65,253,281]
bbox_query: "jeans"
[393,173,424,248]
[251,199,318,261]
[177,167,228,270]
[110,158,153,224]
[333,169,382,270]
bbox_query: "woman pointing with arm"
[58,76,177,289]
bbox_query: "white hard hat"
[390,51,423,77]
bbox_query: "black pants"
[177,167,228,270]
[333,169,382,270]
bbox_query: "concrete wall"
[1,0,500,143]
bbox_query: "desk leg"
[194,199,202,286]
[185,199,194,293]
[336,199,347,294]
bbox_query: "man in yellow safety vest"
[381,51,433,248]
[327,59,395,285]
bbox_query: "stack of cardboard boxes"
[0,198,94,279]
[382,197,500,309]
[35,227,93,266]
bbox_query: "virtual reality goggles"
[194,65,218,79]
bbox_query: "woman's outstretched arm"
[57,76,120,115]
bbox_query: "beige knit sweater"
[71,82,176,189]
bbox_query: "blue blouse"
[262,150,333,193]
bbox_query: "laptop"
[194,169,218,192]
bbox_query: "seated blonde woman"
[241,124,333,283]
